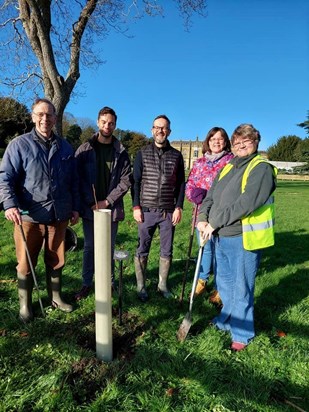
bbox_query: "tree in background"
[267,135,302,161]
[294,138,309,161]
[62,112,95,145]
[297,111,309,136]
[0,1,206,135]
[0,97,32,148]
[115,129,149,159]
[66,124,82,150]
[62,112,78,138]
[293,138,309,172]
[80,126,96,143]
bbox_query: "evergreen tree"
[0,97,32,148]
[267,135,301,161]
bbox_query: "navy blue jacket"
[0,128,80,223]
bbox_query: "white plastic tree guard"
[94,209,113,362]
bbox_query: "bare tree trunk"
[18,0,98,136]
[1,0,206,138]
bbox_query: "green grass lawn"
[0,180,308,412]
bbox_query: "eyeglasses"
[209,137,224,143]
[233,139,256,148]
[152,126,170,132]
[33,112,55,119]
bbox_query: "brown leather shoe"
[209,290,222,307]
[195,279,207,296]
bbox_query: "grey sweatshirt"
[197,153,276,237]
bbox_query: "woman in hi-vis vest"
[197,124,277,351]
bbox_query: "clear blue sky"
[66,0,309,151]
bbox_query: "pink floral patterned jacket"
[185,151,234,223]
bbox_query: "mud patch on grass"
[66,357,110,404]
[67,311,145,404]
[76,310,145,360]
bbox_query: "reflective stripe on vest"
[218,155,277,250]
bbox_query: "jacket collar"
[89,133,125,154]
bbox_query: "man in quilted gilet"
[132,114,185,302]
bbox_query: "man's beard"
[154,135,167,145]
[99,130,113,139]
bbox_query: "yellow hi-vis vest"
[218,155,277,250]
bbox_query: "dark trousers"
[136,210,175,258]
[82,217,118,286]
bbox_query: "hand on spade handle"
[197,221,215,243]
[4,207,22,225]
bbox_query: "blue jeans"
[196,229,216,283]
[213,235,261,345]
[82,217,118,287]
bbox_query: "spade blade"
[176,312,192,342]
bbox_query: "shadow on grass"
[255,267,309,339]
[261,230,309,271]
[0,306,308,411]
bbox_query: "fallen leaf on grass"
[166,388,175,397]
[0,329,7,336]
[19,331,29,338]
[276,330,287,337]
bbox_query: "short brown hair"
[231,124,261,146]
[153,114,171,129]
[202,127,231,154]
[32,98,56,114]
[97,106,117,123]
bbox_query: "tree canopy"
[297,111,309,136]
[65,124,82,150]
[0,96,32,148]
[267,135,302,161]
[116,129,149,159]
[0,0,207,135]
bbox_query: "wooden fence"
[277,174,309,181]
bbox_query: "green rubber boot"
[17,273,34,322]
[157,257,173,298]
[46,267,73,313]
[134,256,148,302]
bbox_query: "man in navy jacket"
[0,98,80,321]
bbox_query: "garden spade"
[179,204,198,304]
[177,236,207,342]
[19,223,45,317]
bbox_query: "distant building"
[170,139,307,172]
[171,138,203,170]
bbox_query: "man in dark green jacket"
[74,106,132,300]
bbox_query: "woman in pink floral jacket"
[185,127,233,301]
